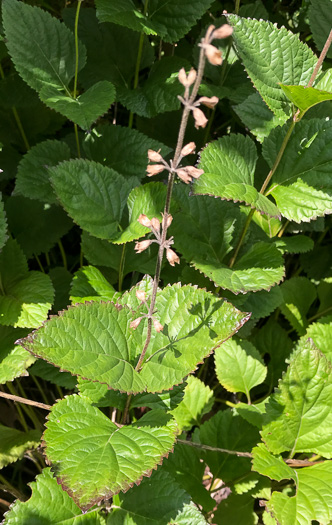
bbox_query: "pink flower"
[148,149,163,162]
[178,67,197,87]
[212,25,233,40]
[138,214,152,227]
[192,107,208,129]
[135,240,152,253]
[181,142,196,156]
[166,248,180,266]
[135,290,146,302]
[146,164,165,176]
[198,96,219,109]
[204,44,222,66]
[130,317,143,329]
[153,318,164,332]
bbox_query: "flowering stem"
[227,29,332,269]
[134,26,214,373]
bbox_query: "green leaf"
[215,338,267,399]
[227,15,317,119]
[279,277,317,335]
[252,443,295,482]
[171,190,285,293]
[78,377,127,409]
[0,326,34,384]
[299,316,332,364]
[280,84,332,113]
[0,425,40,469]
[81,232,158,277]
[108,469,207,524]
[236,401,267,428]
[275,235,314,254]
[83,124,171,180]
[96,0,214,43]
[3,0,86,93]
[309,0,332,59]
[70,266,120,304]
[267,462,332,525]
[14,139,71,204]
[263,119,332,222]
[18,283,249,394]
[251,319,292,390]
[239,0,268,19]
[162,443,215,513]
[39,81,116,130]
[0,239,54,328]
[113,182,168,244]
[261,339,332,457]
[29,359,77,390]
[194,409,259,483]
[62,8,154,91]
[117,57,189,118]
[5,196,73,259]
[0,194,7,251]
[228,286,283,319]
[170,376,214,432]
[195,134,280,218]
[213,491,258,525]
[44,396,177,510]
[234,92,287,143]
[3,468,106,524]
[50,159,135,241]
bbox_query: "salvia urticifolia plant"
[0,0,331,523]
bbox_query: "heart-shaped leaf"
[43,395,177,510]
[18,283,249,394]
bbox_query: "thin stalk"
[118,245,126,292]
[34,254,45,273]
[0,476,25,501]
[128,0,149,128]
[45,252,51,267]
[227,28,332,268]
[73,0,83,157]
[134,26,215,373]
[0,391,51,411]
[234,0,241,13]
[30,374,51,406]
[177,439,252,458]
[15,381,43,430]
[277,219,290,238]
[0,64,30,151]
[5,384,29,432]
[58,240,68,270]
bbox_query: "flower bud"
[176,168,192,184]
[153,318,164,332]
[135,239,152,253]
[212,24,233,40]
[146,164,165,177]
[136,290,146,302]
[178,67,197,87]
[184,166,204,179]
[138,214,152,228]
[130,316,143,329]
[192,107,208,129]
[181,142,196,157]
[150,217,160,232]
[162,213,173,228]
[204,44,222,66]
[166,248,180,266]
[148,149,163,162]
[198,96,219,109]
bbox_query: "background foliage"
[0,0,331,524]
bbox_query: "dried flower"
[150,217,160,232]
[204,44,222,66]
[153,318,164,332]
[178,67,197,87]
[135,239,152,253]
[166,248,180,266]
[198,96,219,109]
[162,213,173,228]
[146,164,165,177]
[212,24,233,40]
[136,290,146,302]
[130,316,143,329]
[181,142,196,157]
[192,107,208,129]
[184,166,204,179]
[138,214,152,228]
[148,149,163,162]
[176,168,193,184]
